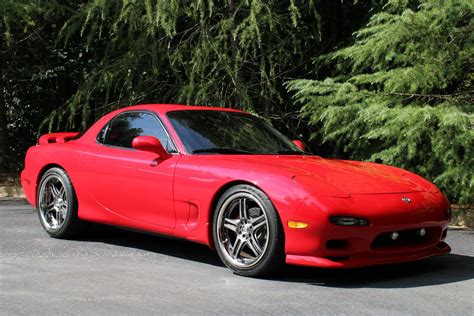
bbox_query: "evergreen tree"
[3,1,470,203]
[1,1,373,171]
[288,0,473,203]
[48,0,323,131]
[1,1,87,169]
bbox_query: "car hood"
[287,156,423,195]
[216,155,425,195]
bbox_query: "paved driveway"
[1,198,473,315]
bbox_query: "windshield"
[167,110,305,155]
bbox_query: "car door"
[81,111,179,229]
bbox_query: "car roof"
[118,104,247,115]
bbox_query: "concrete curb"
[0,186,25,198]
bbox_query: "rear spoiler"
[38,132,80,145]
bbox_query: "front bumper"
[282,190,451,268]
[284,220,450,268]
[286,240,450,268]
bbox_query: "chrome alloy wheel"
[38,175,68,230]
[216,192,270,268]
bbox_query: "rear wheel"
[37,167,82,238]
[213,184,284,276]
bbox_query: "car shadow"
[270,253,474,288]
[79,223,474,288]
[80,223,224,267]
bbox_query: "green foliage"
[1,0,38,45]
[2,0,471,203]
[3,1,371,172]
[288,0,474,203]
[1,1,88,170]
[47,0,322,130]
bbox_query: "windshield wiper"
[192,147,253,154]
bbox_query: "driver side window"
[98,112,177,153]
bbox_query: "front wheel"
[213,184,284,277]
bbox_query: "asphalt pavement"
[1,198,473,315]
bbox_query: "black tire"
[212,184,285,277]
[36,167,83,239]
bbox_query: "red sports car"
[21,104,451,276]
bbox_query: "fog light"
[391,232,399,240]
[329,216,369,226]
[418,228,426,237]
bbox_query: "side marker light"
[288,221,309,229]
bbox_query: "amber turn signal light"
[287,221,309,229]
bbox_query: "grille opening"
[326,239,350,250]
[371,227,441,250]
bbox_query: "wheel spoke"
[239,198,248,220]
[59,186,65,199]
[60,205,68,217]
[231,238,245,258]
[247,236,262,257]
[250,214,266,230]
[50,212,58,227]
[50,184,60,198]
[223,218,239,233]
[44,206,55,218]
[42,201,54,210]
[46,189,52,201]
[56,209,62,225]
